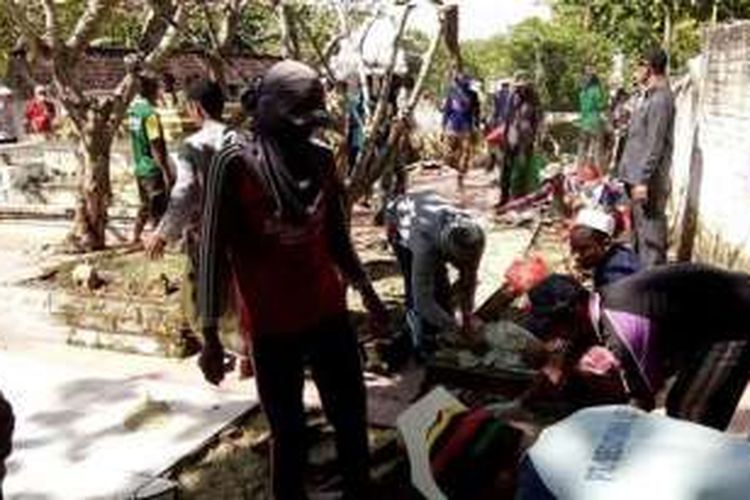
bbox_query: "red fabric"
[504,255,550,295]
[577,163,602,182]
[226,167,347,337]
[24,99,55,133]
[485,125,506,146]
[430,408,492,476]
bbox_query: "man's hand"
[461,314,484,336]
[199,338,226,386]
[144,233,167,260]
[460,315,485,348]
[631,184,648,201]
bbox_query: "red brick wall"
[8,48,279,98]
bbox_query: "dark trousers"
[629,188,668,268]
[499,150,514,205]
[135,174,168,228]
[392,242,452,355]
[252,315,370,500]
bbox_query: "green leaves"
[553,0,750,70]
[459,16,613,111]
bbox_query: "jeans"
[252,315,370,500]
[391,242,452,357]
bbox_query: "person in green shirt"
[577,67,607,170]
[128,74,174,244]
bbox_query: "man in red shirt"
[198,61,388,499]
[24,85,56,136]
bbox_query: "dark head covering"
[254,60,330,136]
[240,60,332,223]
[439,217,485,264]
[525,274,589,339]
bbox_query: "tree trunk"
[278,2,300,59]
[206,53,228,93]
[663,7,673,52]
[70,128,113,251]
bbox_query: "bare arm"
[456,263,479,329]
[325,172,386,318]
[157,145,200,242]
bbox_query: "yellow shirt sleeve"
[145,114,163,142]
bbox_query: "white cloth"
[521,405,750,500]
[158,120,227,242]
[574,207,616,237]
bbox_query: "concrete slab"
[0,347,257,499]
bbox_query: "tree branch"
[348,5,445,201]
[2,1,47,59]
[108,2,187,132]
[143,2,187,67]
[67,0,118,58]
[330,0,373,111]
[199,0,224,54]
[219,0,251,49]
[348,4,414,190]
[41,0,62,49]
[298,15,336,82]
[277,1,300,59]
[137,0,178,54]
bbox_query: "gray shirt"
[157,120,227,242]
[388,191,475,331]
[618,84,675,188]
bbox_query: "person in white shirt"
[143,79,253,375]
[145,79,229,257]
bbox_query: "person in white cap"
[569,208,640,289]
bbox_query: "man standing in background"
[618,48,675,267]
[442,73,480,189]
[143,79,254,376]
[489,79,513,202]
[128,74,174,245]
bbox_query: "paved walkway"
[0,220,258,499]
[1,347,254,499]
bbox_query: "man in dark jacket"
[618,48,675,267]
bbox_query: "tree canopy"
[554,0,750,69]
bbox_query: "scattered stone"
[71,262,105,290]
